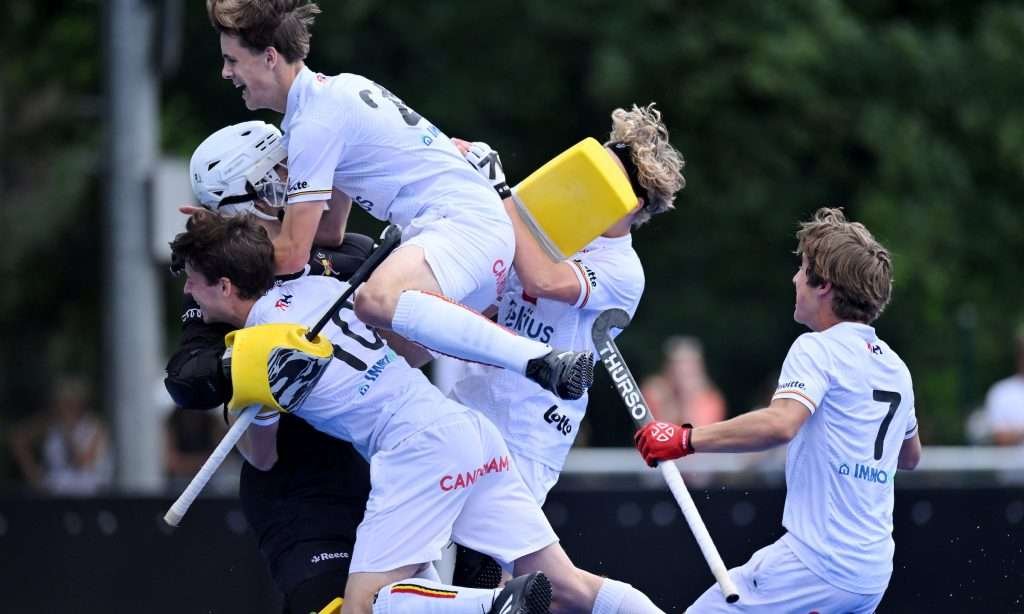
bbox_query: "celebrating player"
[170,211,666,614]
[205,0,592,400]
[634,207,922,613]
[166,120,380,613]
[449,103,685,505]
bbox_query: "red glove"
[634,421,694,467]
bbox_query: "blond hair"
[796,207,892,324]
[207,0,320,63]
[605,103,686,227]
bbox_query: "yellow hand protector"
[223,323,334,413]
[512,137,637,260]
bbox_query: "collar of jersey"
[275,264,310,284]
[283,66,315,126]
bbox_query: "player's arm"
[275,201,327,274]
[504,199,585,303]
[634,398,810,464]
[898,431,922,470]
[313,189,352,248]
[231,410,279,471]
[454,138,583,303]
[281,118,348,272]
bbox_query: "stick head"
[591,308,632,343]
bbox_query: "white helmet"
[189,121,288,221]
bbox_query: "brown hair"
[605,103,686,227]
[796,207,892,324]
[207,0,320,63]
[170,212,276,300]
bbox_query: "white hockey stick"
[164,404,260,526]
[591,309,740,603]
[163,224,404,528]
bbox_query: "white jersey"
[450,234,644,474]
[246,274,458,459]
[772,321,918,594]
[281,67,503,227]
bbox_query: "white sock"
[373,578,500,614]
[592,579,664,614]
[391,290,551,373]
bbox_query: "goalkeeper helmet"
[189,121,287,221]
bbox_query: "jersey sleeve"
[285,116,345,205]
[904,404,919,439]
[567,249,644,313]
[773,333,831,413]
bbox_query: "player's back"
[246,274,456,459]
[778,321,917,595]
[282,68,499,227]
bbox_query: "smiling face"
[183,263,234,325]
[219,33,281,111]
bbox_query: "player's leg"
[353,214,593,400]
[513,545,662,614]
[686,539,882,613]
[453,414,663,614]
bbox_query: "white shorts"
[350,409,558,573]
[399,204,514,312]
[687,539,884,614]
[510,452,562,506]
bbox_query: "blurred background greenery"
[2,0,1023,462]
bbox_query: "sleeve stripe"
[904,421,918,439]
[288,189,334,200]
[570,261,591,308]
[773,389,817,413]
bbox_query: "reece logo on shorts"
[310,551,350,564]
[439,455,510,491]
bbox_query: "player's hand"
[634,421,694,466]
[179,205,206,216]
[458,139,512,199]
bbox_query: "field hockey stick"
[591,308,740,603]
[164,404,260,526]
[164,224,402,527]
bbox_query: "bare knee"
[354,278,398,329]
[549,568,602,614]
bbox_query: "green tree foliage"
[5,0,1024,443]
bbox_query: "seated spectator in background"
[984,327,1024,446]
[164,409,226,490]
[8,376,113,495]
[641,336,726,426]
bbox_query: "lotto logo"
[650,423,675,443]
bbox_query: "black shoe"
[525,350,595,400]
[487,572,552,614]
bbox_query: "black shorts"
[274,539,355,613]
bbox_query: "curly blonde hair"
[605,103,686,227]
[796,207,893,324]
[207,0,320,63]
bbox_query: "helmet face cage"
[190,121,288,220]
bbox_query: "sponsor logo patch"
[310,551,350,564]
[274,293,293,311]
[440,455,510,491]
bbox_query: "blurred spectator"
[164,408,226,490]
[8,376,113,495]
[983,328,1024,446]
[641,336,726,426]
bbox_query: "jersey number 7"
[872,389,902,460]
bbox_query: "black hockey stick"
[306,223,403,340]
[592,309,740,603]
